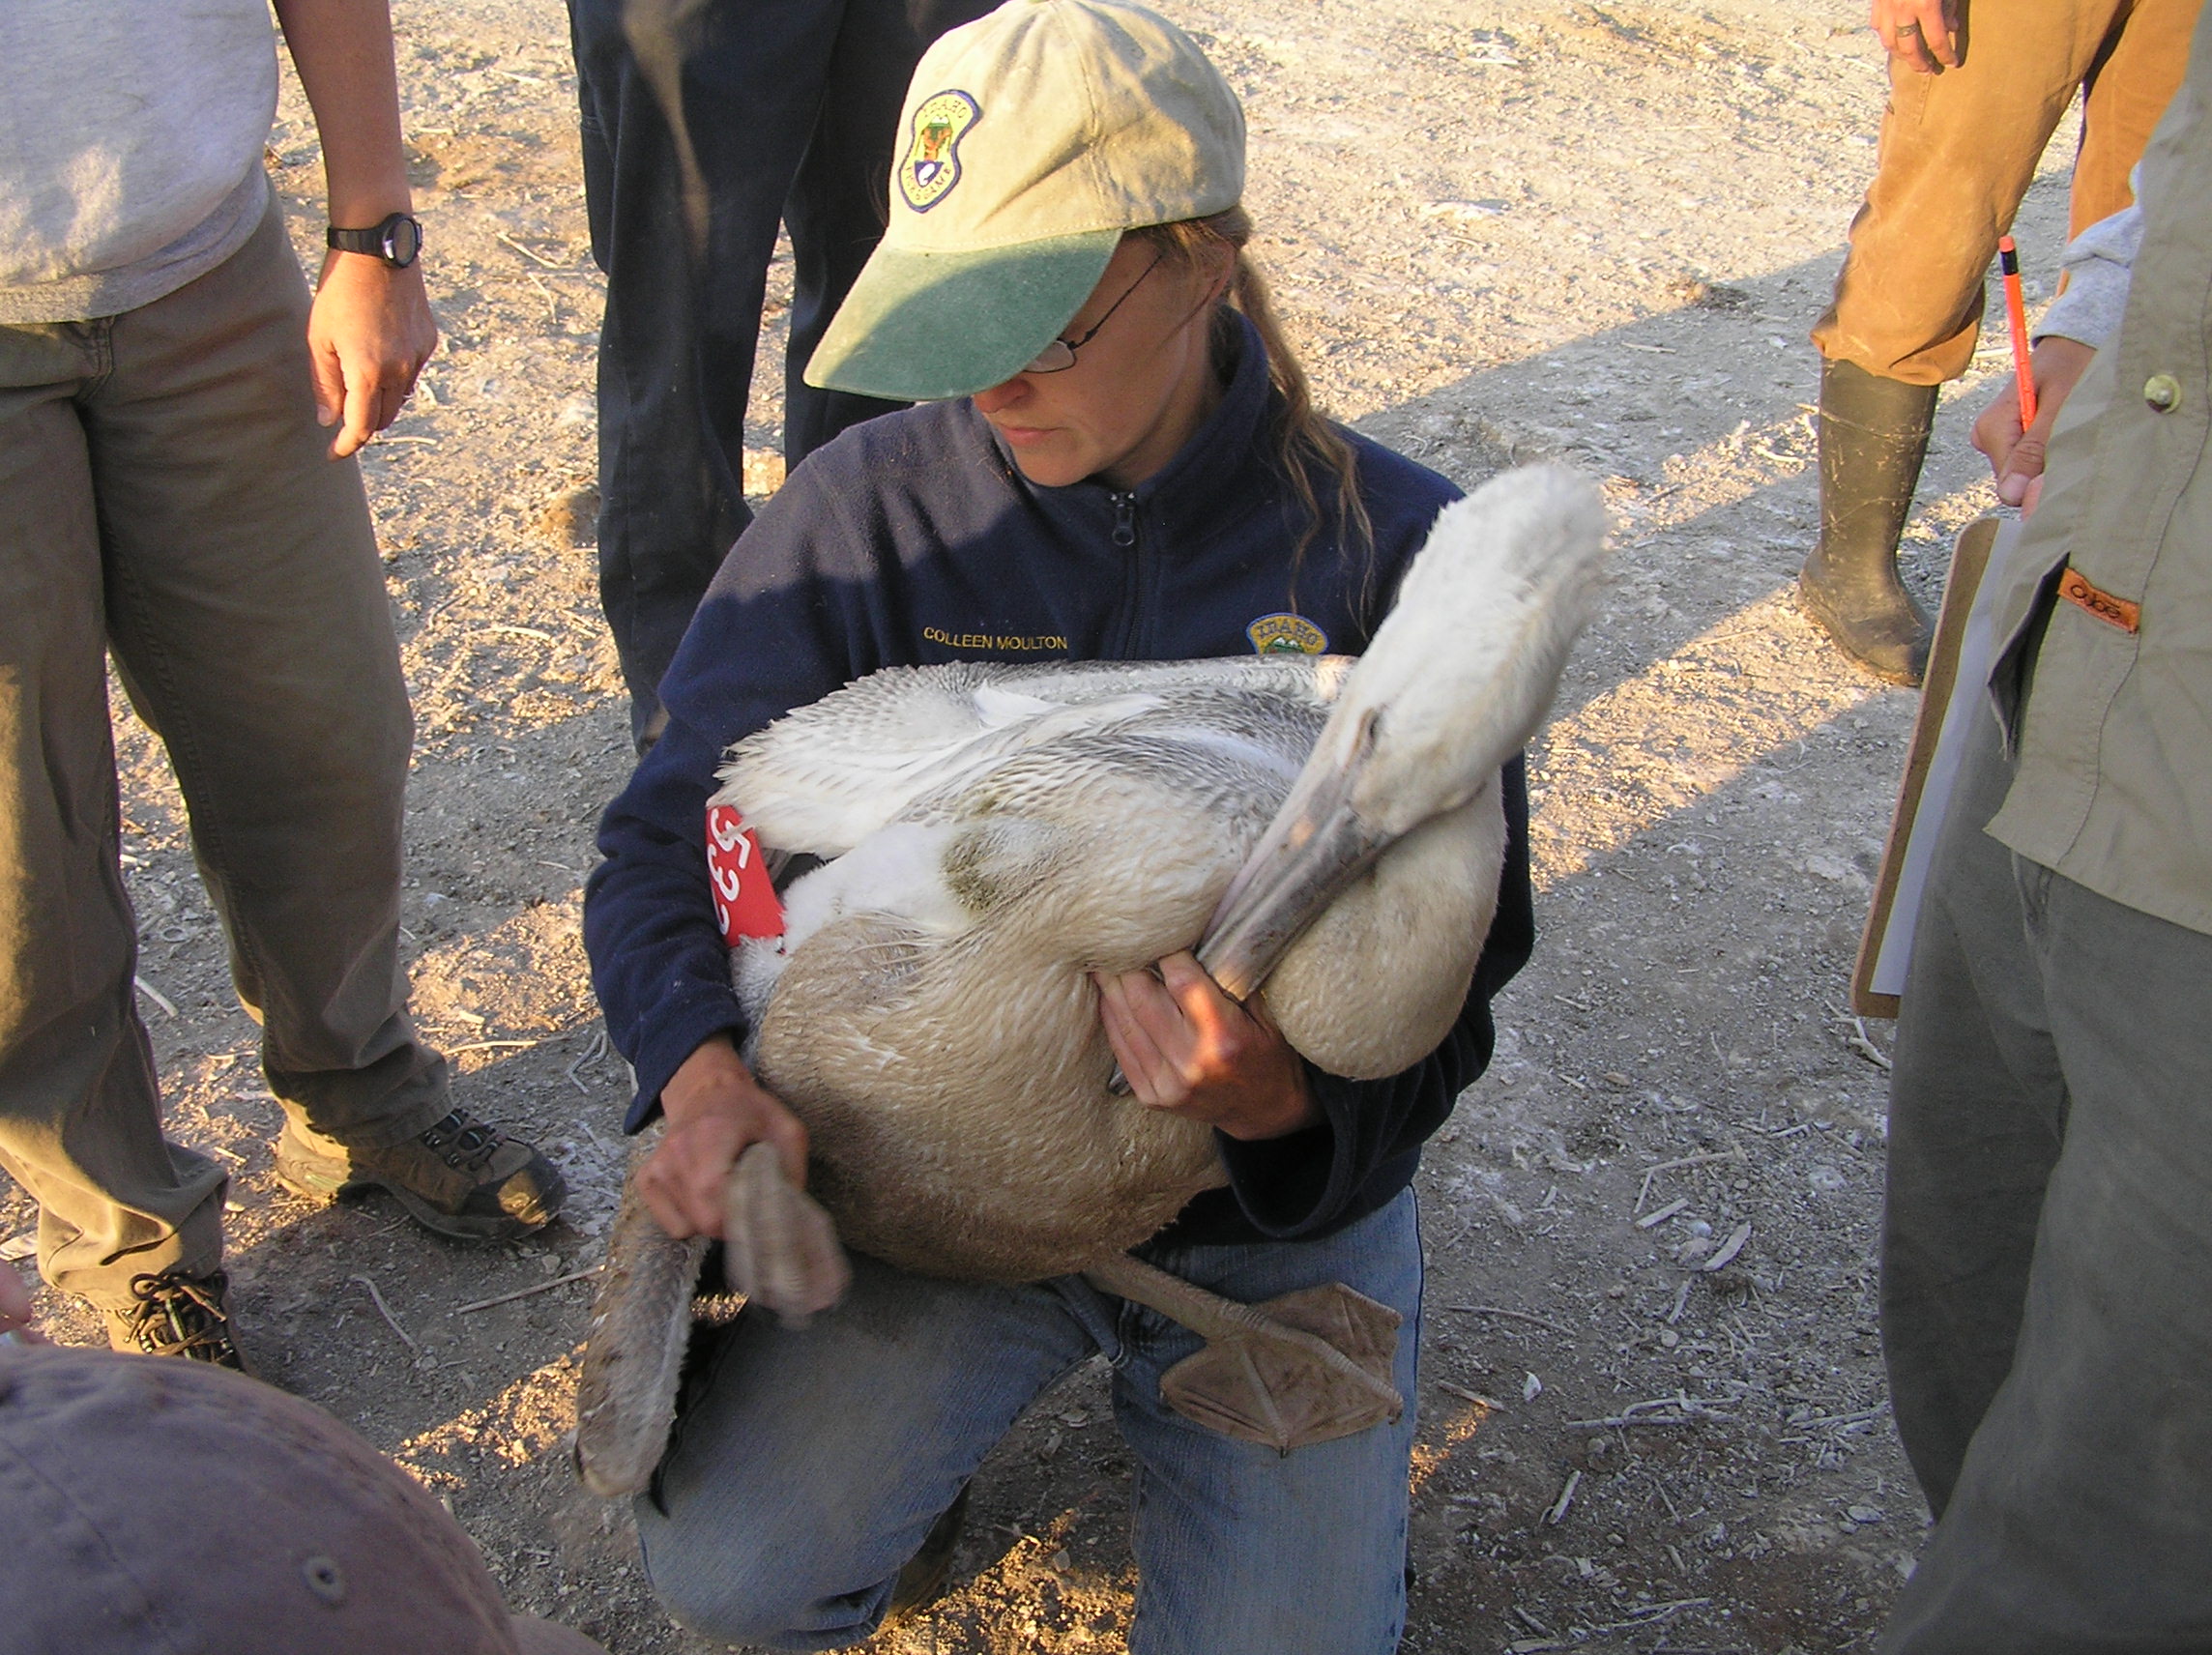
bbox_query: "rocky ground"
[2,0,2086,1648]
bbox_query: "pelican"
[577,465,1607,1494]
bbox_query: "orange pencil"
[1997,235,2037,429]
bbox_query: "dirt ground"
[2,0,2088,1648]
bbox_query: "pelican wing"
[717,656,1341,857]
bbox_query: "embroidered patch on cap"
[1246,613,1329,655]
[2056,567,2141,634]
[898,91,981,214]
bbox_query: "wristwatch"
[326,212,423,269]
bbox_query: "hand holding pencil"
[1971,236,2097,518]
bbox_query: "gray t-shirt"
[0,0,280,323]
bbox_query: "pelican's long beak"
[1197,711,1394,1002]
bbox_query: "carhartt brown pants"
[0,197,449,1309]
[1814,0,2199,385]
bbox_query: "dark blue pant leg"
[779,0,999,463]
[568,0,840,745]
[568,0,992,746]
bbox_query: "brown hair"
[1135,208,1374,604]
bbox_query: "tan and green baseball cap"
[802,0,1245,402]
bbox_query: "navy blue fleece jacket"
[583,317,1533,1249]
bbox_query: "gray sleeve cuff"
[2034,199,2143,350]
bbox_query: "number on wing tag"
[706,804,785,945]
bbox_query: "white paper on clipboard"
[1867,520,2021,1000]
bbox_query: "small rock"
[1421,198,1510,223]
[1848,1504,1886,1524]
[1522,1372,1543,1402]
[1657,1327,1680,1349]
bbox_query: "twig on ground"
[451,1267,597,1316]
[350,1274,419,1353]
[449,1038,540,1055]
[496,229,566,268]
[1848,1014,1894,1070]
[565,1028,608,1094]
[1444,1303,1572,1335]
[1436,1380,1502,1410]
[1543,1467,1583,1525]
[1565,1394,1736,1429]
[1637,1196,1690,1230]
[1668,1279,1692,1324]
[132,975,178,1018]
[1702,1221,1753,1273]
[1576,1598,1712,1638]
[1638,1147,1746,1209]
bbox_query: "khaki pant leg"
[1814,0,2127,384]
[85,199,449,1152]
[1880,705,2069,1517]
[0,325,227,1307]
[2071,0,2204,233]
[1881,864,2212,1650]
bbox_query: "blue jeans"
[636,1191,1424,1654]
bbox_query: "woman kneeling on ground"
[582,2,1532,1648]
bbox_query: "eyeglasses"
[1022,253,1165,373]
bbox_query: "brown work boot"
[105,1267,252,1373]
[276,1108,566,1241]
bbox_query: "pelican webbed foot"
[575,1140,853,1498]
[1083,1254,1403,1452]
[575,1145,710,1497]
[721,1140,853,1321]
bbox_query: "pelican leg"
[576,1144,711,1497]
[722,1141,854,1324]
[1083,1253,1402,1452]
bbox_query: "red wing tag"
[706,805,785,944]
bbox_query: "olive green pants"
[1815,0,2200,385]
[0,198,449,1310]
[1880,707,2212,1648]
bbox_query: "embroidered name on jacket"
[923,626,1068,653]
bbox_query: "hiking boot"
[105,1267,251,1372]
[888,1484,972,1618]
[276,1108,566,1241]
[1799,356,1939,686]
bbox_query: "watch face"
[381,214,422,267]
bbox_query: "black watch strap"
[326,212,422,269]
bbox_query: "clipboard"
[1851,515,2015,1018]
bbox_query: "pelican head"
[1202,465,1606,1000]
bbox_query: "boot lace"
[419,1109,504,1173]
[122,1268,241,1364]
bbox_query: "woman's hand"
[308,252,437,457]
[0,1259,44,1345]
[1971,336,2097,518]
[638,1035,811,1238]
[1871,0,1959,72]
[1095,952,1320,1141]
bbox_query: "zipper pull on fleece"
[1109,491,1138,548]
